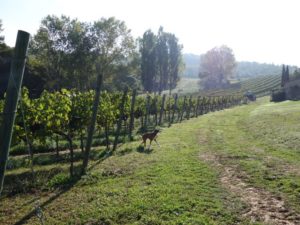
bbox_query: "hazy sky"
[1,0,300,66]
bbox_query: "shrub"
[271,89,286,102]
[47,173,72,188]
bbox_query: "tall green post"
[81,72,103,175]
[0,30,30,195]
[112,88,128,152]
[128,89,136,140]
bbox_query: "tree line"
[140,27,182,94]
[0,16,182,97]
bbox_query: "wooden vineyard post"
[55,135,60,158]
[180,96,187,122]
[128,89,136,140]
[82,73,103,175]
[208,97,211,113]
[171,93,178,124]
[168,95,171,124]
[158,94,166,125]
[199,97,204,115]
[0,31,30,195]
[195,96,200,117]
[144,95,150,130]
[153,97,158,126]
[112,89,128,152]
[186,95,192,120]
[211,97,215,111]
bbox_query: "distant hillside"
[182,53,294,79]
[236,61,281,79]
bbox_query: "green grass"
[199,97,300,213]
[1,97,300,224]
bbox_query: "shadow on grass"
[13,176,80,225]
[7,148,117,224]
[3,167,64,197]
[117,147,134,156]
[87,149,113,173]
[136,145,153,154]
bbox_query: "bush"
[244,91,256,101]
[287,85,300,100]
[47,173,72,189]
[271,89,286,102]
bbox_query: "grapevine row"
[0,88,244,176]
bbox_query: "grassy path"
[198,98,300,224]
[1,98,300,224]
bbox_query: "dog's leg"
[154,139,160,147]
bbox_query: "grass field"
[1,97,300,225]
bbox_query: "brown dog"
[141,129,160,148]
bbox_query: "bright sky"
[1,0,300,66]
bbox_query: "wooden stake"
[0,31,30,195]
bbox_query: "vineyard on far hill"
[183,74,281,97]
[240,74,281,96]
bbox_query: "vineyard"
[240,74,281,96]
[2,96,300,225]
[0,88,243,182]
[188,74,282,97]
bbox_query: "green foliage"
[140,30,157,92]
[0,19,4,44]
[140,27,183,93]
[29,15,137,91]
[281,65,290,87]
[271,89,286,102]
[8,87,243,158]
[47,173,73,188]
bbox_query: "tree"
[82,17,135,175]
[30,15,138,92]
[167,33,182,93]
[140,30,157,92]
[199,45,236,90]
[285,65,290,83]
[281,65,290,87]
[30,15,73,90]
[89,17,135,78]
[0,19,4,44]
[281,64,286,87]
[156,27,169,93]
[29,15,93,90]
[139,27,182,93]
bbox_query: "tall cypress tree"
[281,64,286,87]
[140,30,157,92]
[285,65,290,83]
[140,27,182,93]
[156,27,169,94]
[167,33,182,94]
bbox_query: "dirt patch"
[199,152,300,225]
